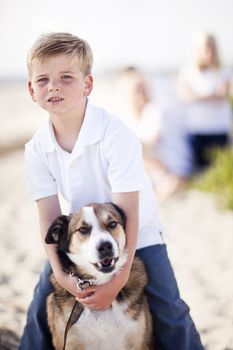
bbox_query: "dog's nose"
[97,241,113,258]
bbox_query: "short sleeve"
[103,124,145,193]
[25,141,57,201]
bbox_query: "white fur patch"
[82,207,119,262]
[67,300,146,350]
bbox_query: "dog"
[45,202,154,350]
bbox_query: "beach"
[0,81,233,349]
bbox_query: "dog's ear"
[109,203,127,230]
[45,215,70,244]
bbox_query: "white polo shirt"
[25,101,164,249]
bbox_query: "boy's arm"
[76,191,139,310]
[112,191,139,272]
[37,195,79,296]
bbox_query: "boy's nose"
[49,86,60,92]
[48,80,61,92]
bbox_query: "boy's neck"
[50,99,87,153]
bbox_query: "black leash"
[62,273,94,350]
[62,300,84,350]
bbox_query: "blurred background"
[1,0,233,78]
[1,1,233,349]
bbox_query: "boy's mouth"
[48,96,64,103]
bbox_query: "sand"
[0,81,233,349]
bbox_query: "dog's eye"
[108,221,118,229]
[78,226,91,234]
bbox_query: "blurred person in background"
[115,67,193,200]
[177,33,232,172]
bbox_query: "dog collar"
[69,271,94,291]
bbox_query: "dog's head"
[45,203,128,282]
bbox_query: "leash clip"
[69,271,94,290]
[77,280,94,291]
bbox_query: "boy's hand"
[75,267,129,310]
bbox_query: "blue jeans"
[189,133,229,170]
[19,244,204,350]
[135,245,203,349]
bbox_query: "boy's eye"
[36,77,48,84]
[61,75,72,80]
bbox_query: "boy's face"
[28,54,93,116]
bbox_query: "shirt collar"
[44,100,104,156]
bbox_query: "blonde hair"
[194,33,220,70]
[27,32,93,76]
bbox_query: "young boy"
[19,32,203,349]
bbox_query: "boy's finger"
[76,290,94,299]
[76,297,111,311]
[77,284,97,293]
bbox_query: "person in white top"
[114,67,193,200]
[178,33,232,170]
[19,33,203,349]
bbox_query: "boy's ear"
[45,215,70,244]
[83,74,93,96]
[28,81,37,102]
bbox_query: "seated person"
[115,66,193,200]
